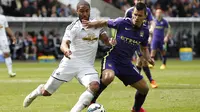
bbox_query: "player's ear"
[144,11,147,18]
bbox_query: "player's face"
[77,5,90,22]
[155,9,162,20]
[132,8,146,27]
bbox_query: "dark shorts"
[101,57,143,86]
[151,40,164,51]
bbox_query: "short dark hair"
[77,0,90,10]
[135,2,147,16]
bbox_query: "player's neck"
[157,17,162,21]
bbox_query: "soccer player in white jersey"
[23,1,113,112]
[0,14,16,77]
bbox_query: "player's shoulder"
[115,17,131,22]
[123,17,132,24]
[0,14,6,20]
[162,18,168,23]
[65,19,82,34]
[146,7,153,16]
[111,17,131,26]
[66,18,80,30]
[146,7,151,12]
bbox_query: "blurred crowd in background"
[8,30,110,60]
[0,0,77,17]
[1,0,200,61]
[104,0,200,17]
[9,30,63,60]
[1,0,200,17]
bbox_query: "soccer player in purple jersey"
[150,9,171,70]
[125,0,157,88]
[83,3,154,112]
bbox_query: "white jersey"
[61,19,105,67]
[0,14,8,40]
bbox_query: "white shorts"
[44,59,100,94]
[0,39,10,53]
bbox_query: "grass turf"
[0,59,200,112]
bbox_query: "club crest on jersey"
[140,31,144,37]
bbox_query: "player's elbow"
[60,45,63,52]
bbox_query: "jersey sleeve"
[124,7,133,18]
[147,8,153,22]
[140,30,149,46]
[4,16,9,27]
[107,17,123,29]
[62,26,77,42]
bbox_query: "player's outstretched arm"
[141,45,155,65]
[82,19,108,29]
[60,40,72,59]
[5,27,16,44]
[164,24,171,43]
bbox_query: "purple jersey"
[153,18,169,41]
[106,17,149,64]
[125,7,153,29]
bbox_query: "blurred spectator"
[0,0,77,17]
[193,9,200,17]
[0,6,3,14]
[20,0,36,17]
[13,31,24,60]
[1,0,21,16]
[48,5,59,17]
[41,5,48,17]
[24,32,37,60]
[53,34,62,59]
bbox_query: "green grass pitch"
[0,59,200,112]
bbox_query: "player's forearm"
[5,27,15,39]
[166,28,171,39]
[93,20,108,28]
[141,46,151,60]
[148,33,153,44]
[149,21,155,34]
[60,40,70,53]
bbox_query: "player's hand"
[164,37,168,43]
[64,50,72,59]
[12,37,16,44]
[109,38,117,46]
[148,58,155,66]
[82,20,93,28]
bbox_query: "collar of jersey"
[78,18,94,30]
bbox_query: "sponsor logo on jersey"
[120,36,141,45]
[82,33,98,41]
